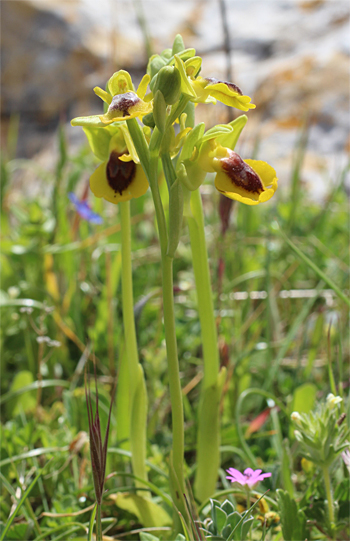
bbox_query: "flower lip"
[108,92,141,116]
[221,152,264,194]
[204,77,243,96]
[106,151,136,195]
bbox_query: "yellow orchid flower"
[90,151,148,204]
[71,71,152,128]
[174,55,255,112]
[212,149,278,205]
[98,71,152,124]
[86,124,149,205]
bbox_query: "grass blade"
[278,226,350,308]
[88,503,98,541]
[0,467,43,541]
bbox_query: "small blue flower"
[68,192,103,224]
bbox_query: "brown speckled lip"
[108,92,140,117]
[204,77,243,96]
[221,152,264,194]
[106,151,136,195]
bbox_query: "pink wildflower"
[226,467,271,487]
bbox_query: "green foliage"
[276,489,307,541]
[200,498,257,541]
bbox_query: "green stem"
[96,502,102,541]
[120,201,139,388]
[120,200,148,491]
[149,149,186,505]
[187,189,220,388]
[322,465,335,529]
[187,188,222,502]
[126,119,186,514]
[161,254,185,485]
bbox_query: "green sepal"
[200,124,233,143]
[178,159,207,191]
[174,55,196,97]
[71,115,106,128]
[167,48,196,66]
[82,125,116,161]
[153,90,167,133]
[217,115,248,149]
[167,176,184,258]
[172,34,185,55]
[176,122,206,191]
[183,100,196,128]
[160,48,172,60]
[178,122,205,162]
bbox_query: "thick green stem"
[120,200,148,491]
[187,189,220,388]
[96,502,102,541]
[322,465,335,529]
[186,188,223,502]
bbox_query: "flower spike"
[85,362,114,505]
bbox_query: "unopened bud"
[152,66,182,105]
[143,112,155,129]
[291,411,302,425]
[148,55,167,80]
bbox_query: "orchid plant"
[71,34,278,536]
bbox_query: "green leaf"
[240,517,254,540]
[276,489,306,541]
[140,533,160,541]
[6,370,36,416]
[0,523,29,540]
[279,226,350,308]
[0,467,43,541]
[291,383,317,415]
[215,506,227,534]
[87,503,97,541]
[226,512,241,531]
[111,492,172,528]
[221,500,235,515]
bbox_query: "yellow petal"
[93,86,112,105]
[136,74,150,99]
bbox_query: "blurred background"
[1,0,349,201]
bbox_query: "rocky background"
[1,0,349,199]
